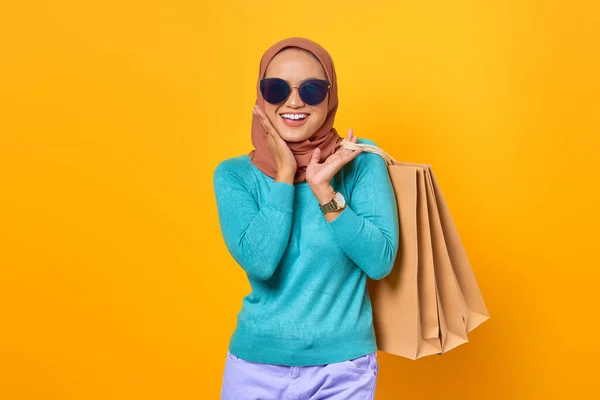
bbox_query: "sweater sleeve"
[325,140,400,280]
[213,160,295,281]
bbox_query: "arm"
[213,162,295,281]
[317,145,399,280]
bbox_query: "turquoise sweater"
[213,138,399,366]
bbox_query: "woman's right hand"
[253,105,297,182]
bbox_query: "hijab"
[248,37,342,183]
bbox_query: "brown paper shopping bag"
[342,139,490,359]
[428,168,491,332]
[422,166,470,351]
[415,168,442,355]
[364,164,442,359]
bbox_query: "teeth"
[281,113,307,120]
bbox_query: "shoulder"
[351,137,387,171]
[213,155,252,185]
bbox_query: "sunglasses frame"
[260,77,331,106]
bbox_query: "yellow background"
[1,0,599,399]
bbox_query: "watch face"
[334,192,346,208]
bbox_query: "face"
[263,48,329,142]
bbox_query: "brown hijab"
[248,37,342,183]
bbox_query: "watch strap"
[319,193,339,214]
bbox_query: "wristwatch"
[319,191,346,214]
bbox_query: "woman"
[213,37,399,400]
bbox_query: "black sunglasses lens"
[299,80,329,105]
[260,78,290,104]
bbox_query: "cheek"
[312,105,328,125]
[264,104,280,123]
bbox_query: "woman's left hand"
[306,128,363,187]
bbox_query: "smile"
[280,113,309,120]
[279,113,310,127]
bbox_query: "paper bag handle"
[340,138,397,166]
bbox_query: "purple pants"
[220,350,379,400]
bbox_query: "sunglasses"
[260,78,331,106]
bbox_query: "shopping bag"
[428,167,491,332]
[341,139,490,359]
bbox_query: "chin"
[279,128,314,143]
